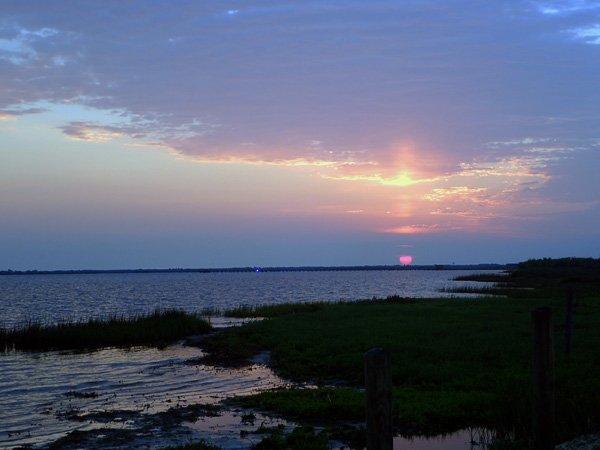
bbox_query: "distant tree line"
[0,263,512,276]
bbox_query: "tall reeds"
[1,309,211,352]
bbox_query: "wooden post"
[565,286,574,355]
[532,307,555,450]
[365,348,393,450]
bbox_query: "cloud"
[0,107,47,119]
[0,0,598,235]
[535,0,600,15]
[60,122,125,142]
[570,24,600,44]
[0,24,70,65]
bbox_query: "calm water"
[0,270,498,449]
[0,270,496,327]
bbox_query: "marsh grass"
[235,387,364,421]
[1,309,211,352]
[201,258,600,443]
[224,296,415,319]
[224,302,329,318]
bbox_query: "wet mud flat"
[0,336,296,450]
[39,405,292,450]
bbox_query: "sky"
[1,0,599,270]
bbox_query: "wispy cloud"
[535,0,600,15]
[569,24,600,44]
[0,107,48,118]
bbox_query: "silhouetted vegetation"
[1,309,211,352]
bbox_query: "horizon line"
[0,263,515,275]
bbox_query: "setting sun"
[399,255,413,265]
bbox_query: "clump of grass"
[1,309,211,352]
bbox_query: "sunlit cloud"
[382,225,444,235]
[424,187,488,202]
[323,170,429,187]
[61,122,125,142]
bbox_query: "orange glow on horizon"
[383,225,439,234]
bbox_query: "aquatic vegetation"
[0,309,211,351]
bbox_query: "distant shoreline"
[0,263,513,276]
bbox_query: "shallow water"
[0,270,498,327]
[0,341,292,449]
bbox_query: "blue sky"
[1,1,599,269]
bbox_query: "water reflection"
[395,428,493,449]
[0,343,291,449]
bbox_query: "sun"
[399,255,413,265]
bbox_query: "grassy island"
[198,258,600,448]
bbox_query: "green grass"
[236,387,364,421]
[201,258,600,444]
[1,309,212,351]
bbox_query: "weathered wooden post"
[365,347,393,450]
[565,286,574,355]
[532,307,555,450]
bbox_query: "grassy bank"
[1,309,211,351]
[200,258,600,445]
